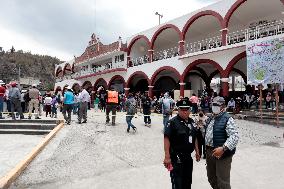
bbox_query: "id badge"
[188,136,192,143]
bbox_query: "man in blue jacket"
[205,97,239,189]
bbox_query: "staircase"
[0,119,63,135]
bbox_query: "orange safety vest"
[107,91,119,103]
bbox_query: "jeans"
[143,108,151,124]
[63,104,73,123]
[163,114,170,129]
[0,96,3,118]
[10,97,24,119]
[126,115,135,130]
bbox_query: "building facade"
[55,0,284,99]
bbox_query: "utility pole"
[155,12,163,25]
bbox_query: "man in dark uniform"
[164,99,200,189]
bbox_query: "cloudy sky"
[0,0,218,61]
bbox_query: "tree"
[10,46,15,53]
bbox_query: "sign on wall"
[246,37,284,85]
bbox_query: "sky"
[0,0,218,61]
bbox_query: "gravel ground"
[9,111,284,189]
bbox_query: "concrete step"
[0,129,51,135]
[0,123,56,130]
[0,119,61,124]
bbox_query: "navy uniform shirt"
[164,115,196,157]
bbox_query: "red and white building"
[55,0,284,98]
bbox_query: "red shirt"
[0,86,6,97]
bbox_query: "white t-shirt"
[44,97,52,105]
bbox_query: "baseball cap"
[213,97,226,106]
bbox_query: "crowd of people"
[0,80,244,188]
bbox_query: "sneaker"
[145,123,148,127]
[78,121,82,124]
[133,126,137,132]
[82,120,87,123]
[127,128,130,133]
[112,123,115,126]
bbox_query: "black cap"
[176,99,191,109]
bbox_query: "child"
[44,94,52,117]
[94,95,100,112]
[51,95,58,118]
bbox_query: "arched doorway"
[108,75,125,93]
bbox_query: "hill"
[0,48,62,90]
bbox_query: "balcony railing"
[153,47,179,62]
[130,55,150,67]
[77,61,127,78]
[185,36,222,54]
[227,19,284,45]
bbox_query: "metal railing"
[152,46,179,62]
[130,55,150,66]
[185,36,222,54]
[227,19,284,45]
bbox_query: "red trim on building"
[55,66,62,77]
[75,68,127,80]
[63,63,72,76]
[182,10,224,41]
[150,24,183,49]
[108,75,126,89]
[223,51,246,77]
[94,78,107,89]
[82,81,92,88]
[127,35,151,56]
[181,59,225,82]
[150,66,182,86]
[126,71,150,88]
[232,68,247,83]
[223,0,247,28]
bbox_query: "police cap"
[176,99,191,109]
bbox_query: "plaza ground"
[5,111,284,189]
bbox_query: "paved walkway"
[9,111,284,189]
[0,135,43,178]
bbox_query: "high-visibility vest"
[107,91,119,103]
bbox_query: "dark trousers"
[170,157,193,189]
[78,102,88,122]
[45,105,51,117]
[192,103,198,114]
[197,130,205,157]
[143,108,151,124]
[106,104,117,124]
[62,104,73,123]
[0,96,3,118]
[206,147,232,189]
[11,98,24,119]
